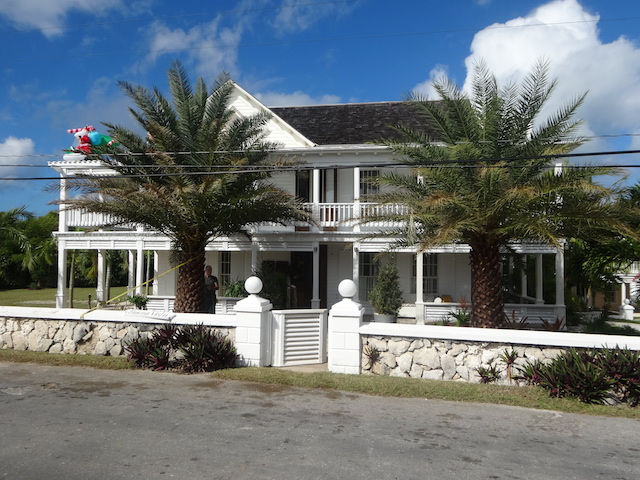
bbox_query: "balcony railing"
[63,202,409,229]
[64,209,136,229]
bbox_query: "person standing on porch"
[202,265,219,314]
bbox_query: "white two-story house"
[49,81,566,324]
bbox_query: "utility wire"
[3,148,640,181]
[2,131,640,162]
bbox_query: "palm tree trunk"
[173,243,207,313]
[469,237,504,328]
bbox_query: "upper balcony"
[59,201,409,233]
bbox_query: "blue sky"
[1,0,640,216]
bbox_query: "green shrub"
[368,262,403,316]
[125,335,171,370]
[517,347,640,406]
[174,324,237,372]
[222,280,246,297]
[124,324,236,373]
[126,294,148,310]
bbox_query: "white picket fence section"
[271,309,328,367]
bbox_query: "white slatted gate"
[271,309,328,367]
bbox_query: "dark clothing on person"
[203,274,219,314]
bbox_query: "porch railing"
[424,302,565,327]
[63,203,407,229]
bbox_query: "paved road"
[1,362,639,480]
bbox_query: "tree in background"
[367,60,639,327]
[56,61,309,312]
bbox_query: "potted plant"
[127,294,148,310]
[368,261,403,322]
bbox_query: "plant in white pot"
[368,261,403,322]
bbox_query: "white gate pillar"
[233,276,273,367]
[328,279,364,375]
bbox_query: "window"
[220,251,231,287]
[359,170,379,197]
[359,252,379,301]
[411,253,438,297]
[296,170,311,202]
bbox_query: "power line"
[3,148,640,181]
[2,131,640,162]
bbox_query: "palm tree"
[0,206,32,251]
[59,61,309,312]
[0,207,34,287]
[369,60,637,327]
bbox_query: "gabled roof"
[270,102,438,146]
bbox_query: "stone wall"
[362,335,564,384]
[0,316,234,357]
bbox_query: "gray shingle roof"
[270,101,437,146]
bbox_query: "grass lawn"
[0,286,129,308]
[1,349,639,420]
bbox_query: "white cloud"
[271,0,364,34]
[0,0,122,38]
[143,19,243,80]
[411,0,640,181]
[0,137,36,176]
[412,65,451,99]
[461,0,640,139]
[255,91,341,107]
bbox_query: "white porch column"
[311,241,320,308]
[127,250,135,292]
[136,242,144,295]
[251,242,259,274]
[353,166,360,233]
[312,168,321,232]
[55,241,67,308]
[96,249,105,303]
[58,177,68,233]
[153,251,159,295]
[535,253,544,305]
[555,244,566,321]
[555,245,565,306]
[352,242,360,301]
[620,282,627,308]
[521,255,528,299]
[415,252,425,325]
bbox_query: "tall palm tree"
[59,61,309,312]
[369,60,637,327]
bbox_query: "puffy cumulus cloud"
[271,0,364,34]
[461,0,640,140]
[0,0,122,38]
[143,19,242,80]
[412,65,451,99]
[255,91,341,107]
[0,137,35,176]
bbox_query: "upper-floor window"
[359,170,379,197]
[296,170,311,202]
